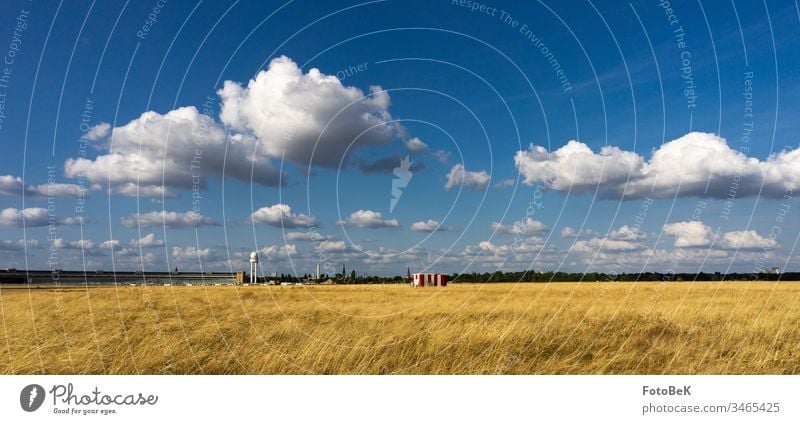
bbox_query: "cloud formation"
[248,204,317,228]
[316,240,349,252]
[405,137,428,153]
[444,164,490,191]
[120,210,217,229]
[567,224,648,254]
[111,183,177,198]
[258,243,298,259]
[65,107,282,191]
[218,55,398,168]
[663,221,714,247]
[0,207,81,227]
[339,209,400,229]
[410,219,451,232]
[130,233,165,248]
[62,56,404,197]
[514,132,800,199]
[490,218,548,235]
[0,239,38,252]
[284,231,334,242]
[663,220,777,249]
[0,175,91,197]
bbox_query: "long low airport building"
[0,269,240,285]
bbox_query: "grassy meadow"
[0,282,798,374]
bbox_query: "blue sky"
[1,0,799,276]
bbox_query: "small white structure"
[315,263,321,280]
[412,273,448,287]
[249,251,259,284]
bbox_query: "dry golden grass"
[1,282,798,374]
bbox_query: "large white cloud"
[514,132,800,199]
[248,204,317,228]
[338,209,399,229]
[120,210,217,229]
[218,55,398,168]
[65,107,282,191]
[444,164,490,191]
[63,56,405,197]
[663,221,714,247]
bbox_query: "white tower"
[249,251,259,284]
[316,263,320,280]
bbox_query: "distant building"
[411,273,448,287]
[772,267,781,275]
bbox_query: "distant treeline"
[449,270,797,283]
[275,270,797,284]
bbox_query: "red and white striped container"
[411,273,448,287]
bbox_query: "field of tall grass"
[0,282,798,374]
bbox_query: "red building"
[411,273,448,287]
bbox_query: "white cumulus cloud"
[490,218,548,235]
[663,221,777,250]
[317,240,349,252]
[130,233,165,248]
[82,122,111,141]
[663,221,715,248]
[285,231,333,242]
[444,164,490,191]
[64,56,407,197]
[258,243,298,259]
[111,183,177,198]
[338,209,400,229]
[410,219,451,232]
[719,230,778,250]
[248,204,317,228]
[120,210,217,229]
[64,107,282,191]
[514,132,800,199]
[405,137,429,152]
[218,55,398,168]
[0,207,81,227]
[0,175,90,198]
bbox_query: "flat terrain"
[0,282,798,374]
